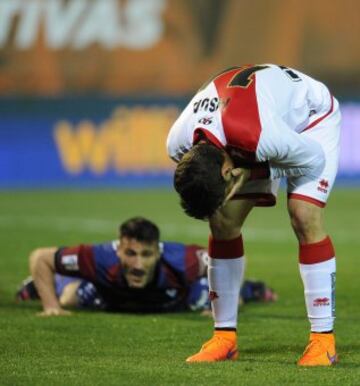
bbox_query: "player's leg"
[187,276,277,315]
[287,104,340,366]
[59,278,105,310]
[58,279,81,307]
[288,199,337,366]
[186,198,255,363]
[207,199,254,329]
[186,178,280,363]
[16,276,40,301]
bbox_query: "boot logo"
[327,352,337,364]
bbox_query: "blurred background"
[0,0,359,188]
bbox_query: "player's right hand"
[37,307,72,317]
[223,168,251,204]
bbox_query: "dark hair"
[174,144,226,219]
[120,217,160,244]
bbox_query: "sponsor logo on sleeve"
[198,117,213,125]
[317,179,329,194]
[61,254,79,271]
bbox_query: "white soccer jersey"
[166,64,338,181]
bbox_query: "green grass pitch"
[0,188,359,385]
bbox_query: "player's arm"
[256,114,325,179]
[166,127,189,163]
[30,247,71,316]
[166,98,201,163]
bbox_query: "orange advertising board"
[0,0,359,95]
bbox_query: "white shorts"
[234,99,341,208]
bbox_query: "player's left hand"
[37,308,72,317]
[200,309,212,317]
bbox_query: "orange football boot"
[186,330,238,363]
[298,332,338,366]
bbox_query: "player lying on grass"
[167,64,341,366]
[18,217,276,315]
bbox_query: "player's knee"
[288,202,323,242]
[59,282,80,308]
[210,212,242,240]
[59,293,73,307]
[59,294,68,307]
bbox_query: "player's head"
[117,217,161,288]
[174,143,244,219]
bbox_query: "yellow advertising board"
[53,105,178,174]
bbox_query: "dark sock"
[215,327,237,332]
[312,330,333,334]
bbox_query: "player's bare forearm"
[29,247,66,314]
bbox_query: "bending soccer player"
[167,64,341,366]
[20,217,276,314]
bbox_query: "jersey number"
[199,64,301,91]
[228,65,269,88]
[278,65,302,82]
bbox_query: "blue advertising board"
[1,97,360,188]
[0,96,186,188]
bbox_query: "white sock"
[299,257,336,332]
[208,256,245,328]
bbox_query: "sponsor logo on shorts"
[209,291,219,301]
[313,297,330,307]
[61,254,79,271]
[317,179,329,193]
